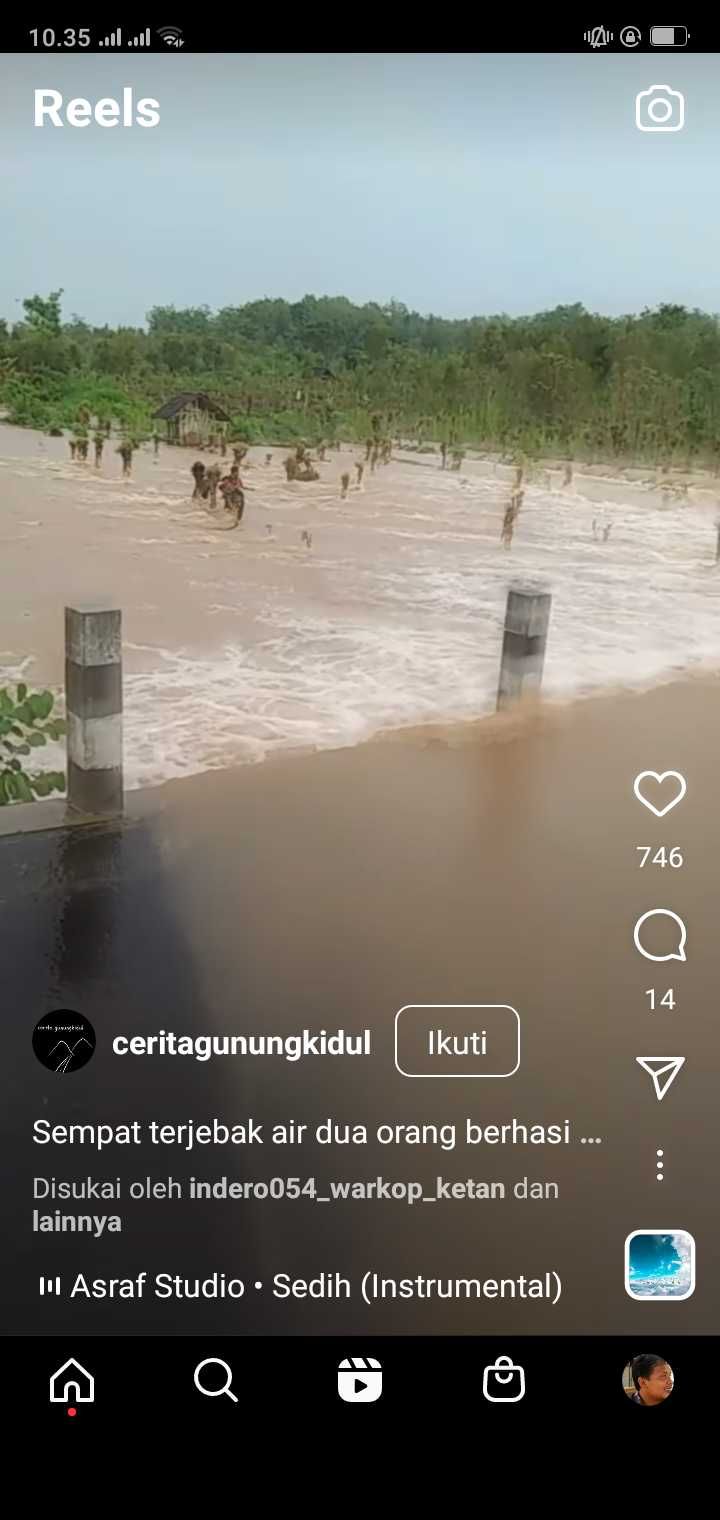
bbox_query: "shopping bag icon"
[482,1355,525,1403]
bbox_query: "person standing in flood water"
[219,464,244,514]
[206,463,221,507]
[191,460,206,499]
[93,431,104,468]
[117,439,134,477]
[501,490,523,549]
[219,466,245,524]
[501,501,516,548]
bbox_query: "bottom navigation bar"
[7,1335,702,1431]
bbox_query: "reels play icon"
[337,1356,383,1403]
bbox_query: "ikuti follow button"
[394,1004,520,1078]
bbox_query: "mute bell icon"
[584,25,613,47]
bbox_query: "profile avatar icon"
[32,1009,96,1073]
[623,1354,674,1406]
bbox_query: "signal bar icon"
[98,25,156,47]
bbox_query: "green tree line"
[2,291,719,462]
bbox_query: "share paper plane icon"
[636,1056,686,1101]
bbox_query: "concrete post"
[65,605,123,816]
[497,584,552,710]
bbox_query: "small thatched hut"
[153,392,231,447]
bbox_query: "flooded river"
[1,422,719,788]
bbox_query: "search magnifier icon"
[194,1358,238,1403]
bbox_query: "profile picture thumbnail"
[622,1354,675,1407]
[32,1009,96,1074]
[624,1229,695,1301]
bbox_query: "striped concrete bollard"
[497,584,552,710]
[65,605,123,816]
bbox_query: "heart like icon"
[633,770,687,818]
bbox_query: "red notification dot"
[67,1408,77,1417]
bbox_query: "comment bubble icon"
[633,909,686,963]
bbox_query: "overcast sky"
[0,51,716,326]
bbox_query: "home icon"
[49,1358,95,1404]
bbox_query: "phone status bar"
[6,23,716,51]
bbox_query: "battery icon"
[650,26,688,46]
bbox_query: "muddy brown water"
[3,681,718,1335]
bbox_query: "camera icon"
[635,85,685,132]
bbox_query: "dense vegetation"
[2,290,720,464]
[0,683,66,805]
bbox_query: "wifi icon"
[157,26,185,46]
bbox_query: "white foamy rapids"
[122,616,491,786]
[1,425,719,790]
